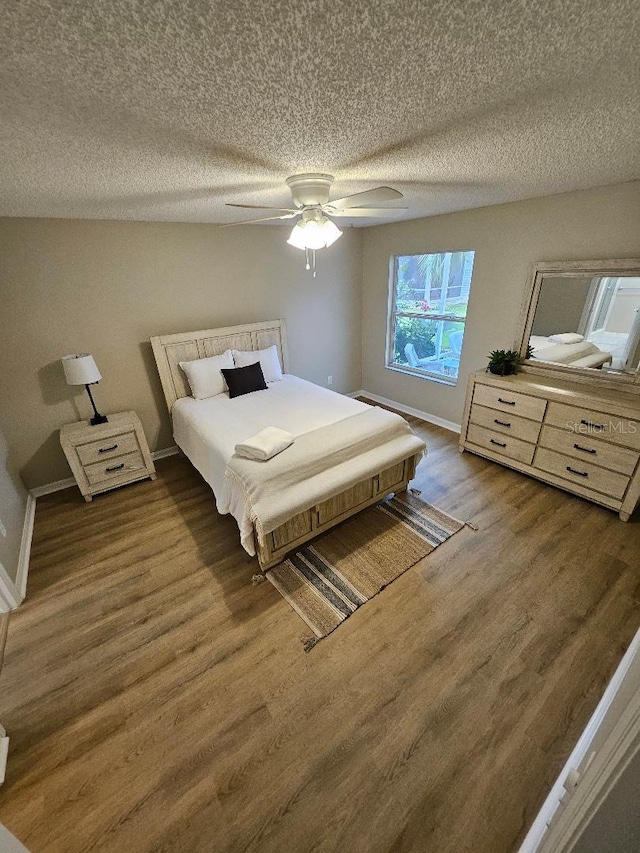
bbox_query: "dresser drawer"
[84,451,147,486]
[539,425,639,476]
[469,404,543,444]
[473,384,547,422]
[545,402,640,452]
[534,447,629,500]
[467,423,535,465]
[76,431,139,466]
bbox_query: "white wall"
[607,278,640,334]
[361,181,640,425]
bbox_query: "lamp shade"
[287,216,343,251]
[62,353,102,385]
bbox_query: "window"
[386,251,475,384]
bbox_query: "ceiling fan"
[222,173,407,275]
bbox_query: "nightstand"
[60,411,156,502]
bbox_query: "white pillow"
[548,333,584,345]
[232,345,283,382]
[179,350,234,399]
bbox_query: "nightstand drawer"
[76,431,139,466]
[84,451,147,486]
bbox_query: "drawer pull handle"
[567,466,588,478]
[580,419,605,431]
[498,398,516,406]
[490,439,507,448]
[99,444,118,453]
[106,463,125,472]
[573,443,596,455]
[494,419,511,428]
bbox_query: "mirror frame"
[515,258,640,393]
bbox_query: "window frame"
[385,251,475,386]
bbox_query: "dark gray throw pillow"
[221,361,268,399]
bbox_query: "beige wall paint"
[0,219,363,489]
[361,181,640,426]
[0,420,27,586]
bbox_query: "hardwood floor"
[0,416,638,853]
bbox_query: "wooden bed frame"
[150,320,420,570]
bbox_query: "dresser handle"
[106,463,125,472]
[99,444,118,453]
[494,419,511,428]
[566,466,588,478]
[573,443,596,455]
[580,418,605,431]
[490,439,507,448]
[498,398,516,406]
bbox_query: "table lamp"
[61,353,108,426]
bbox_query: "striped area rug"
[266,493,465,648]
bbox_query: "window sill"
[385,363,458,387]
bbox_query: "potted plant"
[486,349,521,376]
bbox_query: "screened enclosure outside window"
[387,251,475,384]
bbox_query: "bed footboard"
[255,453,420,570]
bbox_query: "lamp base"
[85,383,108,426]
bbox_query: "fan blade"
[328,207,408,217]
[328,186,403,210]
[226,203,298,212]
[219,213,298,227]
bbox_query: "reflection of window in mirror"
[528,275,640,373]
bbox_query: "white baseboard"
[0,724,9,786]
[29,477,75,499]
[350,389,461,434]
[15,494,36,600]
[151,445,179,461]
[30,445,179,499]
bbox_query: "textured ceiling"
[0,0,638,225]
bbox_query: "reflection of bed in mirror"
[528,335,613,369]
[526,271,640,375]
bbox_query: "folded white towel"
[235,427,294,461]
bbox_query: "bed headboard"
[150,319,288,412]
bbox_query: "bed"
[151,320,426,570]
[529,335,613,369]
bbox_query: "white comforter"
[172,375,425,555]
[227,406,425,540]
[529,336,612,368]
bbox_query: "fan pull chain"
[303,248,317,276]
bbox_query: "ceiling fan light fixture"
[286,216,343,251]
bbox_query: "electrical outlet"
[0,519,6,538]
[327,375,333,386]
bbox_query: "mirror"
[518,260,640,385]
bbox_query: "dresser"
[460,371,640,521]
[60,411,156,502]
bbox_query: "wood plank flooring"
[0,415,638,853]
